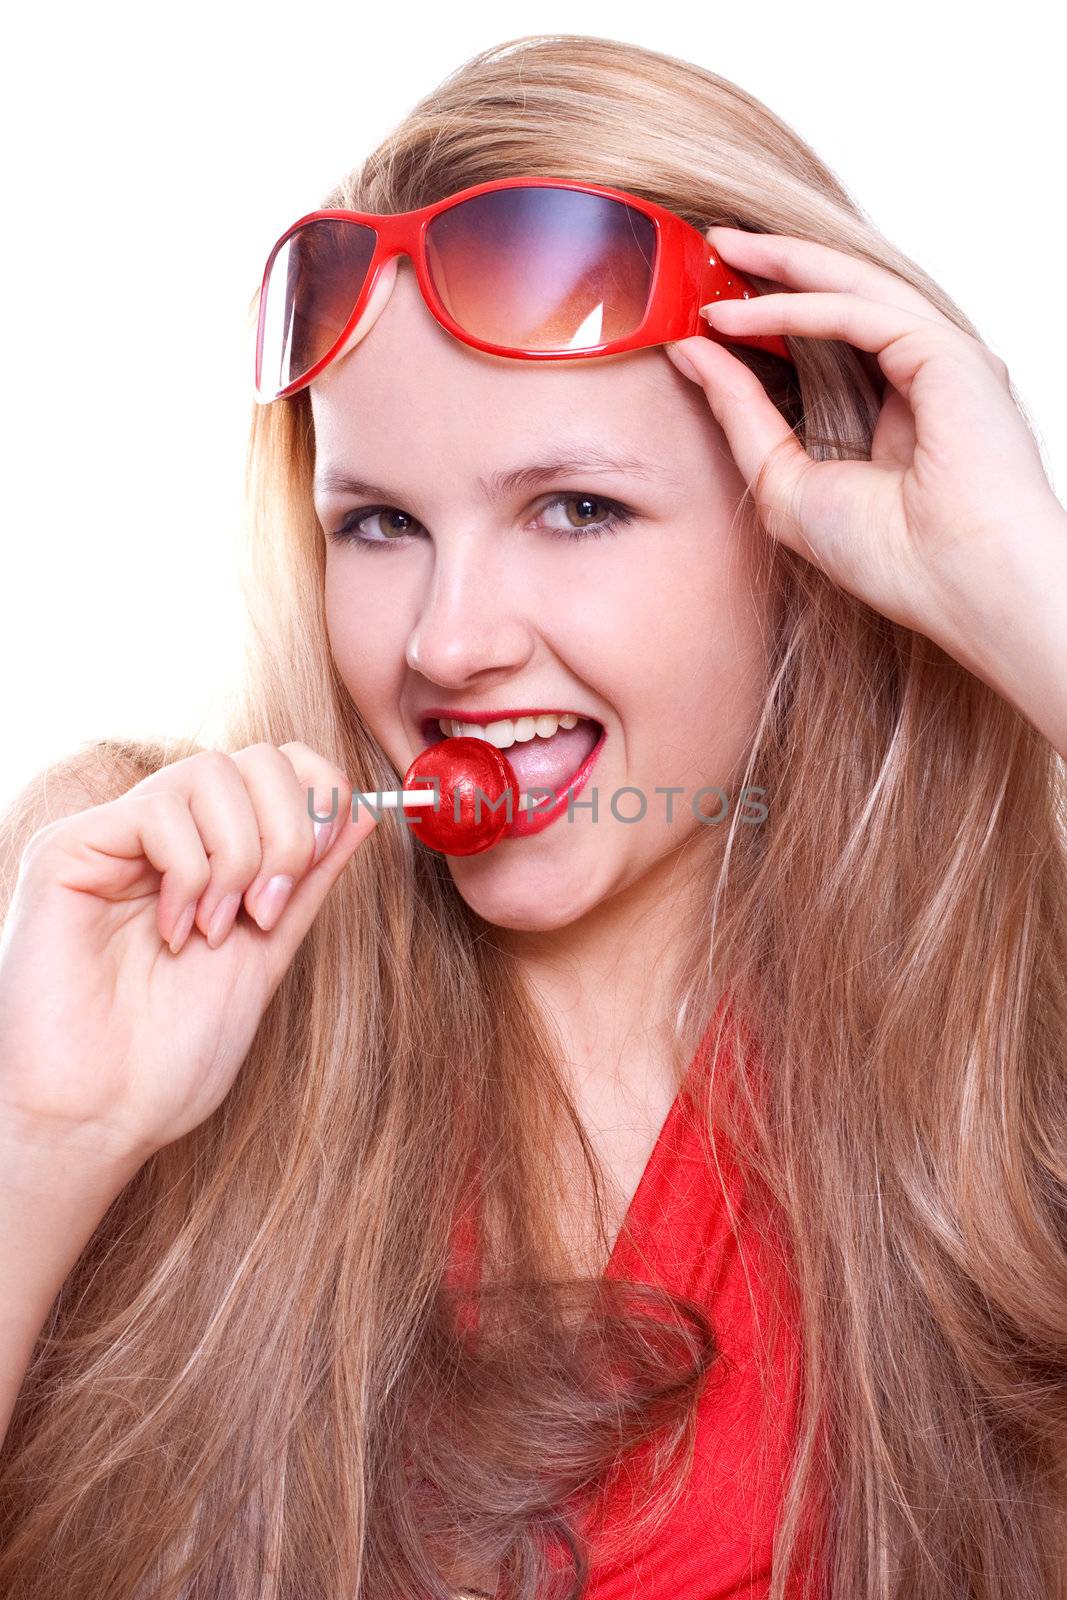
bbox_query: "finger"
[275,739,353,864]
[871,384,918,472]
[131,751,269,946]
[664,337,815,556]
[224,741,360,938]
[704,289,932,355]
[239,743,381,966]
[274,740,361,877]
[36,789,212,954]
[701,292,977,402]
[705,225,961,333]
[128,751,277,950]
[258,788,379,978]
[210,743,322,938]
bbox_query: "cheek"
[323,561,410,722]
[561,516,766,667]
[558,523,768,770]
[659,548,768,761]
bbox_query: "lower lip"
[500,725,607,841]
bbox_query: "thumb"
[663,335,814,556]
[266,802,380,958]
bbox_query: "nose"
[405,536,537,690]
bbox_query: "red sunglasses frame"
[254,175,794,402]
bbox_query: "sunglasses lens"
[258,219,377,397]
[424,186,656,352]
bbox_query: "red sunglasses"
[254,175,794,403]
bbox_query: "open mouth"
[418,711,603,798]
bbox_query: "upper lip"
[418,706,600,737]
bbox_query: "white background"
[3,0,1063,814]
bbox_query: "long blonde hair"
[2,32,1066,1600]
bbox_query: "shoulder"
[0,733,207,926]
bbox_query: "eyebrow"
[312,447,678,504]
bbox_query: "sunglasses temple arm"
[695,254,793,365]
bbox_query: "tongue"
[499,720,599,793]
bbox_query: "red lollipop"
[402,737,521,856]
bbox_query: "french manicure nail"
[665,344,700,382]
[252,874,295,932]
[312,817,335,863]
[169,902,197,955]
[206,892,242,948]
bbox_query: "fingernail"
[312,816,340,863]
[169,901,197,955]
[665,343,700,382]
[251,874,294,932]
[206,891,242,949]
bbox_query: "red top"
[447,1000,826,1598]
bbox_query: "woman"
[0,30,1065,1600]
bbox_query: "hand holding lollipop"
[0,735,527,1193]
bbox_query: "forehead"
[309,264,695,492]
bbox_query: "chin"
[446,854,603,932]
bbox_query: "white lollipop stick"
[353,789,539,813]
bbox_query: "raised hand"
[664,226,1067,753]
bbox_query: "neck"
[498,835,722,1091]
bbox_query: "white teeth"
[436,712,588,749]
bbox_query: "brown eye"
[332,506,424,545]
[568,495,606,527]
[538,493,634,542]
[328,492,635,549]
